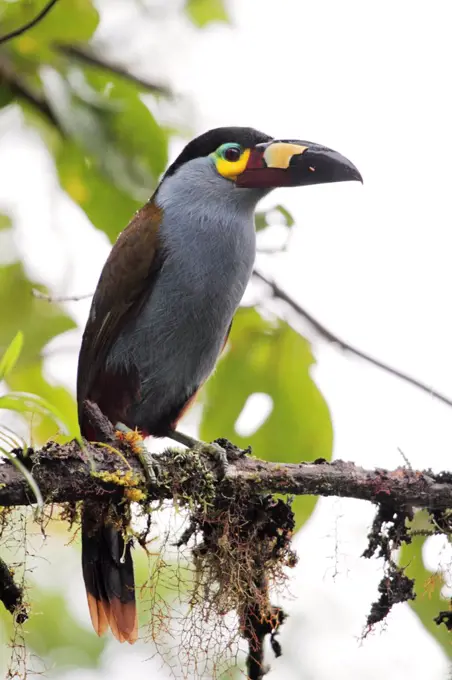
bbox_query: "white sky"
[1,0,452,677]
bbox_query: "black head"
[164,127,273,178]
[163,126,362,190]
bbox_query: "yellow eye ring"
[214,146,251,180]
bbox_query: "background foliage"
[0,0,448,676]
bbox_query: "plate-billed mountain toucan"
[77,126,362,643]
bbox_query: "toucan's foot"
[115,423,159,485]
[167,430,228,479]
[201,442,228,479]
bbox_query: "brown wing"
[77,200,164,434]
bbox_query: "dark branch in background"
[253,269,452,409]
[0,0,59,46]
[0,557,28,623]
[31,273,452,410]
[2,0,446,672]
[32,288,92,303]
[0,0,441,414]
[55,44,172,97]
[1,437,452,510]
[0,56,64,133]
[0,0,445,416]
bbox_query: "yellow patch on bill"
[263,143,308,169]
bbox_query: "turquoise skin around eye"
[213,143,243,160]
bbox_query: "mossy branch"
[2,418,452,678]
[0,436,451,511]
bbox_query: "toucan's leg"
[166,429,228,478]
[114,422,159,484]
[167,429,199,448]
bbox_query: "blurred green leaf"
[0,213,11,230]
[0,263,75,365]
[401,512,452,658]
[0,86,14,110]
[0,262,78,441]
[186,0,229,26]
[44,68,167,190]
[0,331,24,381]
[8,360,79,442]
[0,391,67,432]
[255,204,295,232]
[57,140,141,242]
[84,69,168,182]
[5,585,105,668]
[134,549,194,631]
[46,67,167,241]
[274,204,295,227]
[200,307,333,528]
[255,213,267,233]
[1,0,99,52]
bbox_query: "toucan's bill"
[236,140,362,188]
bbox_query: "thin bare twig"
[32,289,92,303]
[55,44,172,97]
[397,447,413,470]
[253,268,452,409]
[32,273,452,412]
[256,244,288,255]
[0,0,59,46]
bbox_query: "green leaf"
[57,140,141,242]
[5,585,105,667]
[7,362,79,442]
[0,261,78,441]
[185,0,229,26]
[255,204,295,232]
[0,423,24,450]
[46,69,168,240]
[83,70,168,182]
[254,212,268,233]
[1,0,99,51]
[0,213,11,230]
[400,512,452,657]
[134,550,193,629]
[0,263,75,367]
[0,86,13,110]
[0,331,24,381]
[274,204,295,227]
[44,69,167,190]
[200,307,333,529]
[0,445,43,509]
[0,391,67,433]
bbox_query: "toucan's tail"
[81,504,138,644]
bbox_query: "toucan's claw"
[194,441,228,480]
[115,422,160,485]
[209,442,228,479]
[167,430,228,479]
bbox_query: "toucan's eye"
[221,144,242,162]
[212,143,249,180]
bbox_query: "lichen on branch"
[2,440,452,510]
[2,425,452,678]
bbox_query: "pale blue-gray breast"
[105,157,262,431]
